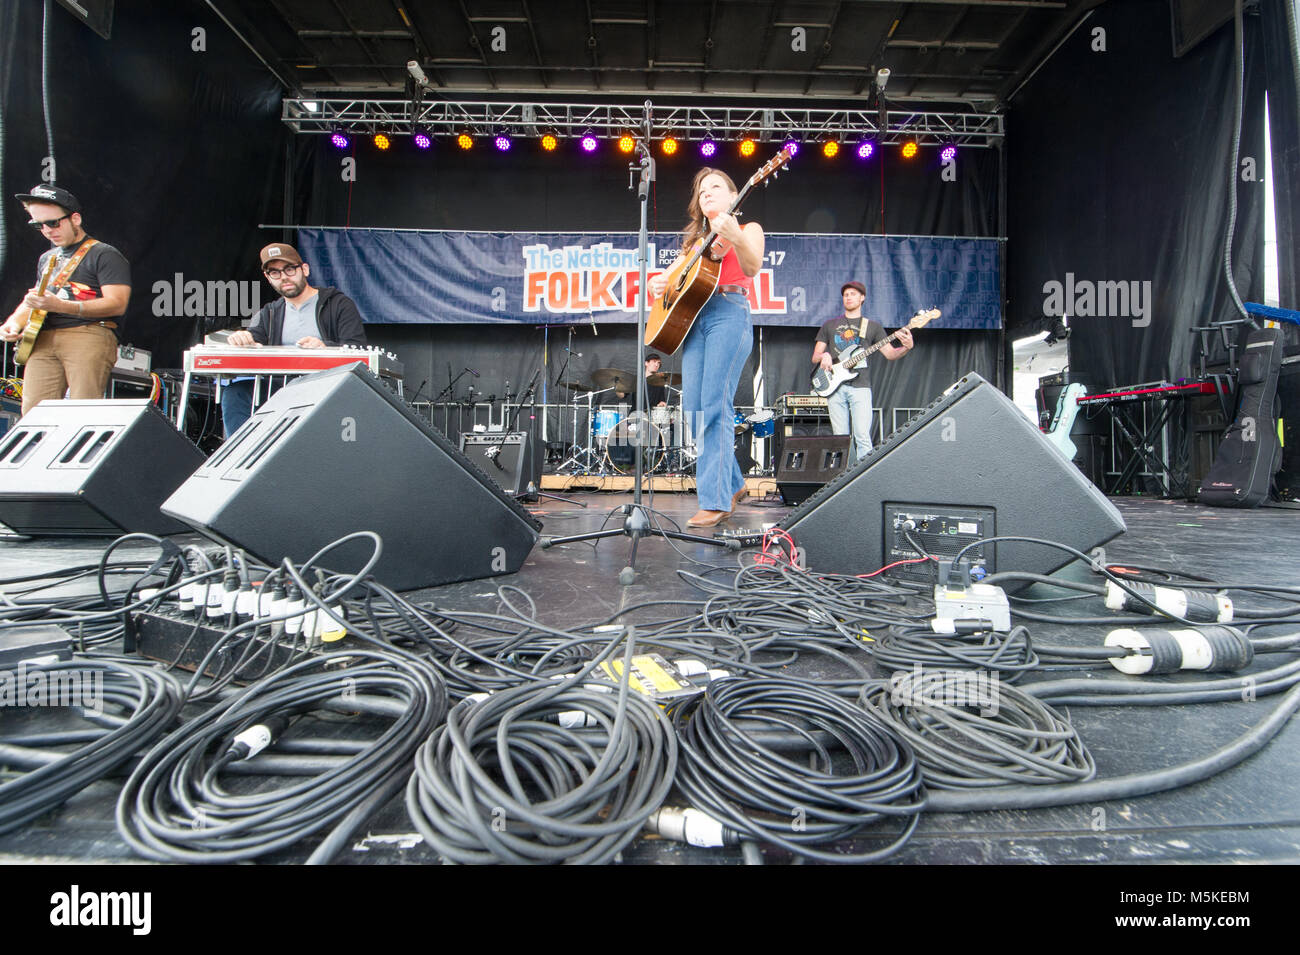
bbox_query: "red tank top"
[716,244,753,292]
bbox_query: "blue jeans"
[682,293,753,511]
[220,378,285,438]
[828,385,874,461]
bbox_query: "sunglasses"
[28,214,71,230]
[263,264,303,279]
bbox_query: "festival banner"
[298,229,1001,330]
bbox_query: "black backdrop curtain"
[1005,0,1271,392]
[0,0,285,370]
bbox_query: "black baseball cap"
[15,184,81,214]
[644,352,663,364]
[841,280,866,296]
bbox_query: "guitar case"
[1197,327,1284,507]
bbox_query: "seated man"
[222,243,366,436]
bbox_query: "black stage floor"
[1,492,1298,865]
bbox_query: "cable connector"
[646,806,737,848]
[930,618,996,635]
[1104,626,1253,674]
[1103,580,1233,622]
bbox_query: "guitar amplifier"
[459,432,540,496]
[773,413,832,470]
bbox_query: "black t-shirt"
[38,239,131,332]
[815,314,887,389]
[640,378,667,408]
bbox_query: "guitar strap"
[47,238,99,294]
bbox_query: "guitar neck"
[845,325,907,367]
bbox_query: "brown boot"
[687,509,730,527]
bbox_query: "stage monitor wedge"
[0,400,204,536]
[778,374,1126,583]
[162,364,541,591]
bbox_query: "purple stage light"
[580,134,598,152]
[782,140,800,157]
[331,131,350,150]
[700,139,718,158]
[494,135,512,152]
[857,141,874,160]
[940,145,957,163]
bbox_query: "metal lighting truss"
[284,99,1003,148]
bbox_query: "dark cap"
[15,184,81,214]
[841,280,866,296]
[644,352,663,364]
[259,242,303,269]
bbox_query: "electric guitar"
[1044,382,1087,460]
[810,309,940,397]
[13,256,59,366]
[645,147,793,355]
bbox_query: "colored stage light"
[856,141,875,160]
[580,134,599,152]
[456,133,473,150]
[374,133,391,151]
[940,145,957,163]
[901,141,918,159]
[618,134,636,153]
[739,138,756,158]
[541,133,559,151]
[494,134,512,152]
[330,130,350,150]
[661,137,678,156]
[822,140,839,158]
[782,139,800,156]
[413,132,432,150]
[700,139,718,158]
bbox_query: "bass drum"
[608,412,668,474]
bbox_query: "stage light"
[413,131,432,150]
[901,140,918,159]
[739,138,757,158]
[456,132,473,150]
[494,133,512,152]
[661,137,679,156]
[580,134,599,153]
[856,141,875,160]
[373,132,391,151]
[822,140,839,158]
[330,130,350,150]
[700,139,718,158]
[782,139,801,157]
[940,144,957,163]
[541,133,559,152]
[618,134,636,153]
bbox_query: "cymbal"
[645,372,682,387]
[589,368,636,391]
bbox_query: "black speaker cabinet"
[778,374,1126,582]
[163,365,542,590]
[0,400,204,535]
[459,433,534,495]
[775,435,852,504]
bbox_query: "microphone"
[465,367,480,378]
[589,312,598,336]
[565,347,583,358]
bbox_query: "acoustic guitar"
[14,255,60,366]
[644,147,793,355]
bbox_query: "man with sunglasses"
[1,185,131,416]
[220,242,366,435]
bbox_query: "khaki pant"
[21,324,118,416]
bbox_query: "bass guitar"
[810,309,940,397]
[645,146,793,355]
[13,256,59,366]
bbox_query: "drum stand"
[556,387,607,473]
[542,111,737,582]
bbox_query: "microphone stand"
[501,368,586,507]
[542,101,736,582]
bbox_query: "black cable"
[666,678,927,863]
[405,627,678,864]
[869,624,1040,682]
[861,673,1095,789]
[115,648,447,863]
[0,658,184,835]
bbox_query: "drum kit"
[555,367,773,476]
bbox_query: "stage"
[1,492,1297,865]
